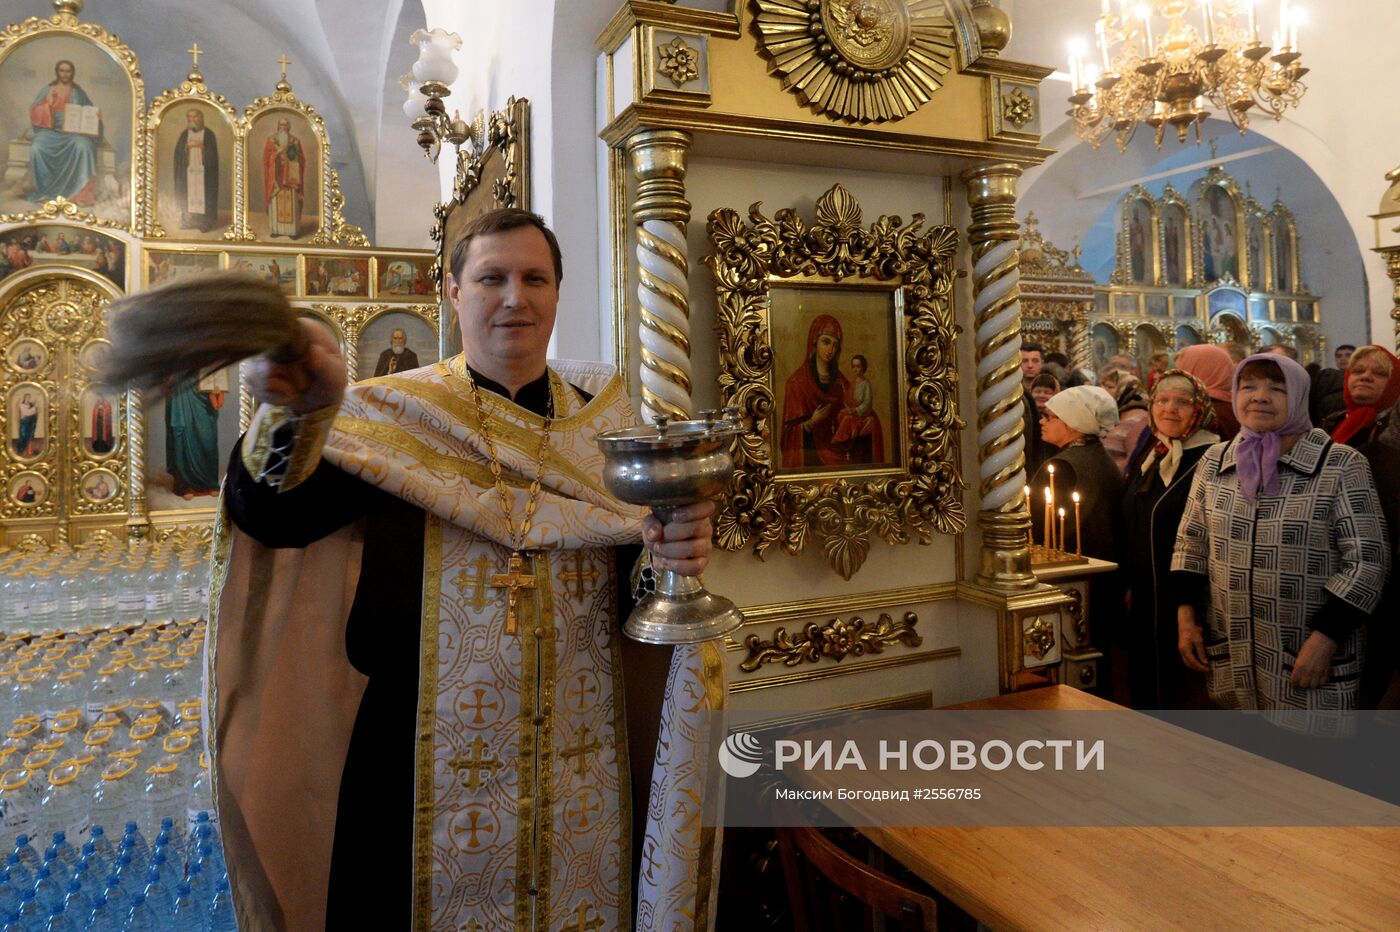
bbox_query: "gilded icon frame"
[705,183,965,580]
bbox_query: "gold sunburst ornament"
[752,0,958,123]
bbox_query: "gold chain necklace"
[463,367,553,636]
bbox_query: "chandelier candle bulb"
[1202,0,1215,45]
[1138,4,1155,57]
[1247,0,1259,42]
[1278,0,1291,47]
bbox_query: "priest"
[209,208,720,930]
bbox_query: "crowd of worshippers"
[1017,339,1398,713]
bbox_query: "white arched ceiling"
[5,0,438,247]
[1003,0,1400,345]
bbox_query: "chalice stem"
[651,506,704,599]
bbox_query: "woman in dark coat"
[1119,371,1220,708]
[1358,388,1400,707]
[1030,385,1123,559]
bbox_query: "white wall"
[1003,0,1400,348]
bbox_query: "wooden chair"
[775,824,938,932]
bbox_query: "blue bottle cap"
[51,832,64,844]
[89,827,104,839]
[123,822,137,833]
[13,836,25,846]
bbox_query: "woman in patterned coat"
[1171,354,1389,715]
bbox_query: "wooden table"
[851,686,1400,930]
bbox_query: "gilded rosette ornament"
[752,0,958,123]
[705,183,964,580]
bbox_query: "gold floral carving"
[656,36,700,87]
[751,0,957,123]
[705,183,965,580]
[739,611,921,672]
[430,97,530,300]
[1001,87,1034,128]
[1023,615,1056,660]
[0,6,146,232]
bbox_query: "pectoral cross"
[491,551,537,636]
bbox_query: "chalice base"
[623,589,745,645]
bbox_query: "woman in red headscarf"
[1323,344,1400,448]
[1175,344,1239,440]
[781,315,851,469]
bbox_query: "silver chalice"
[596,409,745,644]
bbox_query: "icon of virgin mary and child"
[779,314,885,469]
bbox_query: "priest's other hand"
[643,500,715,576]
[245,317,347,414]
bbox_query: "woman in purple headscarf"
[1170,353,1389,713]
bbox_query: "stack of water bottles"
[0,817,233,930]
[0,538,233,928]
[0,538,212,635]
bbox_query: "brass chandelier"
[1066,0,1308,151]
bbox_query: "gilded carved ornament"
[656,35,701,87]
[751,0,959,123]
[1022,615,1056,661]
[1001,86,1034,128]
[739,611,921,672]
[705,183,965,580]
[430,97,530,300]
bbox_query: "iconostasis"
[0,2,436,549]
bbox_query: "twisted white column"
[963,163,1036,591]
[637,220,692,421]
[627,129,694,422]
[974,237,1026,514]
[1072,308,1094,377]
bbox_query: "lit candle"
[1024,484,1031,508]
[1072,491,1082,556]
[1058,508,1066,554]
[1247,0,1259,43]
[1202,0,1215,45]
[1043,486,1053,550]
[1096,19,1111,69]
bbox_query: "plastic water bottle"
[87,570,118,630]
[88,826,114,865]
[143,560,173,623]
[31,864,62,914]
[89,761,138,840]
[139,866,171,917]
[122,892,159,932]
[109,850,136,889]
[12,836,39,871]
[168,879,200,930]
[182,859,208,913]
[48,834,75,873]
[85,892,112,932]
[157,818,185,862]
[29,575,57,634]
[3,855,32,896]
[115,563,145,627]
[42,899,76,932]
[0,872,19,918]
[1,910,24,932]
[54,568,88,634]
[138,761,181,841]
[59,878,87,920]
[205,877,235,932]
[121,823,149,866]
[17,886,44,926]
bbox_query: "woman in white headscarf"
[1119,370,1219,709]
[1030,385,1122,560]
